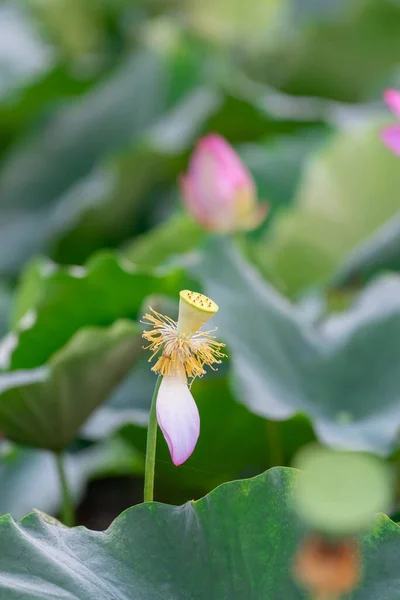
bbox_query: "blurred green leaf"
[0,49,166,211]
[80,435,144,480]
[0,2,53,102]
[0,468,398,599]
[0,166,117,282]
[0,444,84,519]
[10,251,191,369]
[186,0,286,49]
[11,258,46,328]
[292,0,347,22]
[0,283,12,338]
[238,127,330,223]
[83,358,156,440]
[50,152,168,265]
[333,211,400,287]
[125,212,204,267]
[0,435,142,519]
[30,0,105,60]
[194,237,400,456]
[0,49,170,276]
[205,90,322,143]
[262,0,400,102]
[0,66,95,149]
[294,448,392,535]
[0,320,142,450]
[262,123,400,296]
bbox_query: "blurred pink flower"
[382,89,400,156]
[180,133,268,233]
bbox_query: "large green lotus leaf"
[194,237,400,456]
[333,211,400,287]
[262,123,400,296]
[8,251,190,369]
[0,320,142,450]
[0,467,398,599]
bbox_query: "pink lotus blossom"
[381,89,400,156]
[180,133,268,233]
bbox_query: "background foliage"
[1,0,400,559]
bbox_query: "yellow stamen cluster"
[141,307,226,381]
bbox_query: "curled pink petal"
[156,375,200,466]
[381,125,400,156]
[383,89,400,119]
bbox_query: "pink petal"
[196,133,254,189]
[383,89,400,119]
[190,138,236,211]
[381,125,400,156]
[179,173,216,229]
[156,376,200,466]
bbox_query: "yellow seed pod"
[177,290,219,335]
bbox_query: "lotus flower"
[180,134,268,233]
[142,290,225,465]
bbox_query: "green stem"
[266,419,284,467]
[144,375,163,502]
[55,451,75,526]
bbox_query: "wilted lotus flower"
[180,134,268,233]
[382,89,400,156]
[142,290,225,465]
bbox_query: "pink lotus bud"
[381,89,400,156]
[180,134,268,233]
